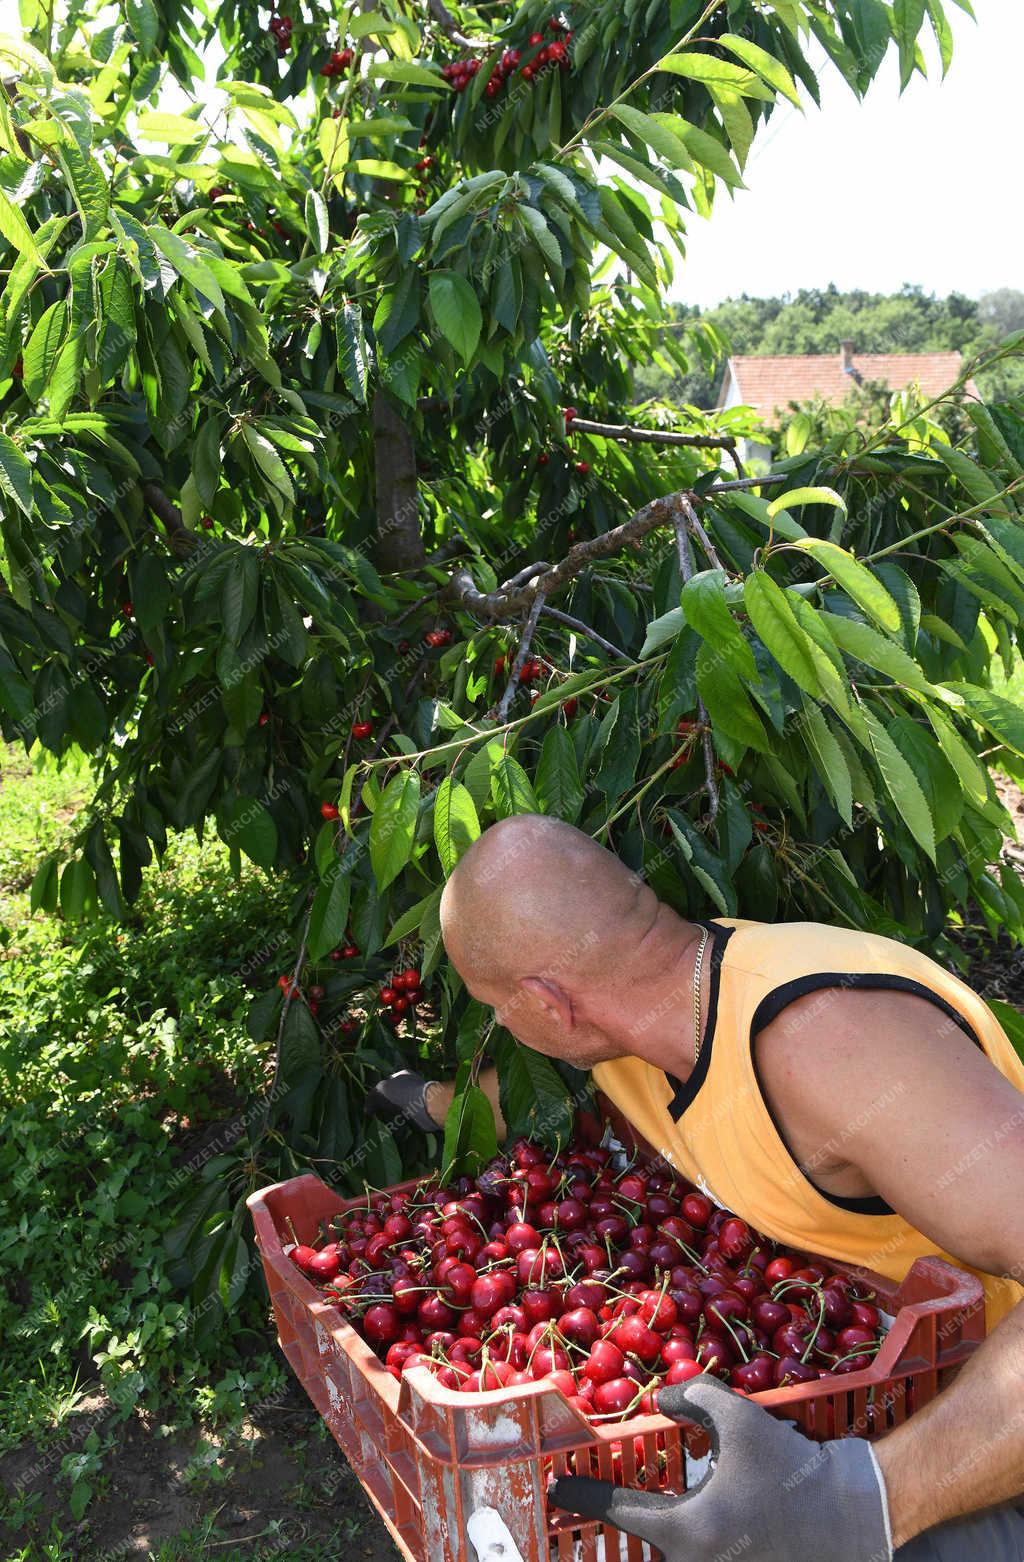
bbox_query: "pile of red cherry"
[441,17,572,97]
[285,1137,885,1421]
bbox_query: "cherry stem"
[285,1216,302,1247]
[707,1308,751,1363]
[801,1292,827,1364]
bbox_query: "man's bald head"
[439,816,681,1065]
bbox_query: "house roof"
[719,351,977,417]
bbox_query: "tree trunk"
[373,392,425,573]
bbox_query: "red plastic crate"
[248,1169,984,1562]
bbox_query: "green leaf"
[385,885,442,945]
[862,707,936,859]
[0,188,44,265]
[657,51,769,96]
[696,642,769,751]
[370,770,421,890]
[610,105,693,167]
[792,539,901,636]
[304,190,329,254]
[640,606,685,658]
[137,110,207,145]
[988,999,1024,1065]
[442,1082,499,1179]
[241,424,294,503]
[308,867,352,961]
[369,58,450,90]
[667,812,737,916]
[490,752,539,818]
[822,611,934,696]
[495,1039,574,1147]
[768,486,847,521]
[221,552,259,643]
[941,683,1024,758]
[744,573,822,697]
[428,270,481,366]
[22,298,68,403]
[221,797,277,871]
[336,302,370,403]
[433,776,480,875]
[0,432,33,515]
[682,569,757,679]
[924,706,988,805]
[535,725,584,823]
[59,857,96,920]
[29,854,59,913]
[800,701,853,826]
[147,225,226,313]
[717,33,803,105]
[129,554,170,634]
[280,999,321,1079]
[124,0,159,53]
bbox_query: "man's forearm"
[424,1067,507,1139]
[874,1297,1024,1545]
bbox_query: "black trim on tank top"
[749,972,985,1218]
[664,920,735,1123]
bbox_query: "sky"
[667,0,1021,308]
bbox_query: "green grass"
[0,740,299,1539]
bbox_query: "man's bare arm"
[758,986,1024,1543]
[425,1067,506,1139]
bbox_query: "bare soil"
[0,1380,401,1560]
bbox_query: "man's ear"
[518,976,573,1029]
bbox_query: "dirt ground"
[0,1379,401,1561]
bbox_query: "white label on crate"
[314,1319,344,1416]
[468,1507,527,1561]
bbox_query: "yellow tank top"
[592,917,1024,1331]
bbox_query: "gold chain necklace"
[692,926,710,1066]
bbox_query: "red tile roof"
[720,352,977,419]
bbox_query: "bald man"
[369,815,1024,1562]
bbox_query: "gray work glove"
[549,1377,893,1562]
[365,1069,440,1133]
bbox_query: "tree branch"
[373,391,426,573]
[496,590,546,722]
[447,492,679,618]
[539,605,630,661]
[570,417,737,452]
[427,0,492,49]
[672,498,719,823]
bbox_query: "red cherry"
[681,1193,713,1228]
[563,406,578,423]
[351,720,373,739]
[610,1316,661,1363]
[363,1304,400,1344]
[665,1358,703,1385]
[574,460,589,475]
[379,986,397,1005]
[731,1355,774,1393]
[592,1378,637,1416]
[121,601,134,617]
[320,801,339,820]
[774,1356,820,1387]
[529,30,544,44]
[258,712,269,726]
[764,1256,794,1285]
[288,1244,319,1273]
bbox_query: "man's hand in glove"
[549,1377,893,1562]
[365,1070,441,1133]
